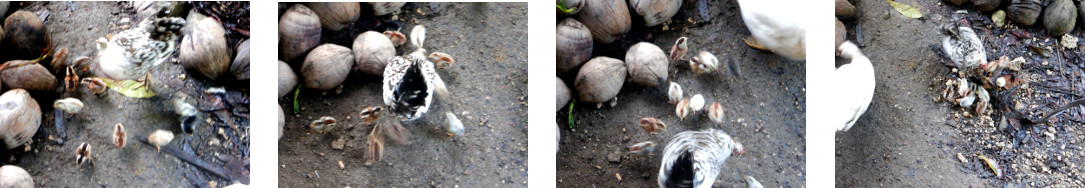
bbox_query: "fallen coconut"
[3,11,46,59]
[1007,0,1042,26]
[306,2,360,31]
[577,0,631,43]
[352,31,396,75]
[301,44,353,90]
[279,4,321,62]
[230,39,250,80]
[0,165,32,188]
[0,89,40,149]
[1,60,56,91]
[625,42,668,86]
[180,17,231,79]
[556,18,592,76]
[278,60,297,98]
[1043,0,1076,36]
[556,77,571,111]
[575,57,626,104]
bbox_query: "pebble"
[606,150,621,163]
[331,138,345,150]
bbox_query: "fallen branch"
[138,137,234,182]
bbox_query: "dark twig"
[138,137,234,182]
[1034,98,1085,124]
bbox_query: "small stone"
[331,138,346,150]
[607,150,622,163]
[957,153,967,163]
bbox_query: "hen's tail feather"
[663,151,696,188]
[146,17,186,42]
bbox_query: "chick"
[669,37,688,61]
[113,123,126,148]
[629,141,657,156]
[689,51,718,74]
[383,30,407,46]
[445,112,464,138]
[744,176,764,188]
[658,129,745,188]
[428,52,455,69]
[53,98,84,118]
[309,116,337,134]
[638,117,667,135]
[148,130,174,152]
[95,17,185,89]
[80,77,107,95]
[668,82,682,104]
[358,106,383,126]
[689,94,705,112]
[75,142,91,166]
[708,102,724,124]
[365,126,385,166]
[173,96,199,133]
[64,66,79,92]
[723,57,743,82]
[676,98,691,120]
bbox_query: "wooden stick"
[138,137,234,182]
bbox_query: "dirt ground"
[556,0,806,187]
[837,0,1085,187]
[0,1,252,187]
[277,2,529,187]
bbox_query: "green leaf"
[557,0,576,14]
[567,99,575,128]
[293,85,301,114]
[886,0,923,19]
[94,77,155,98]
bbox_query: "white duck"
[737,0,806,61]
[834,41,875,131]
[657,129,745,188]
[941,10,988,77]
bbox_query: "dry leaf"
[886,0,923,19]
[91,77,156,98]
